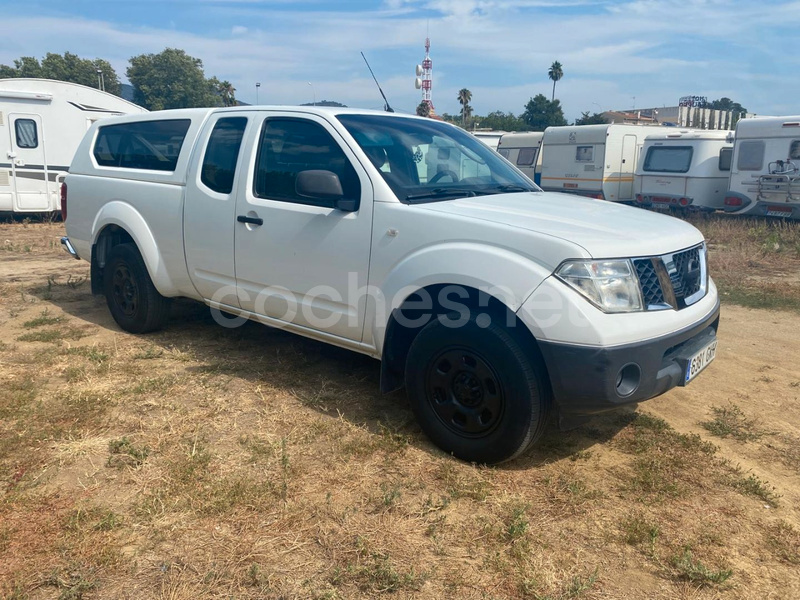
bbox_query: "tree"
[522,94,567,131]
[416,101,431,118]
[457,88,473,127]
[476,110,527,131]
[574,111,608,126]
[208,77,237,107]
[548,61,563,102]
[708,97,747,115]
[0,52,121,96]
[127,48,223,110]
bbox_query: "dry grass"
[2,218,800,599]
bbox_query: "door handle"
[237,215,263,226]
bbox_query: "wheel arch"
[379,283,551,396]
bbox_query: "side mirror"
[295,170,358,212]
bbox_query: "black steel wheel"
[104,243,171,334]
[405,313,550,464]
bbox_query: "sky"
[0,0,794,122]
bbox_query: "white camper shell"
[540,124,655,202]
[634,130,733,211]
[497,132,544,185]
[0,79,146,214]
[725,116,800,219]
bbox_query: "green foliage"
[127,48,225,110]
[0,52,121,96]
[476,110,527,131]
[457,88,473,127]
[522,94,567,131]
[574,111,608,126]
[416,101,431,118]
[548,60,564,101]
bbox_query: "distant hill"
[300,100,347,108]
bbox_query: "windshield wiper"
[405,188,478,202]
[485,184,536,194]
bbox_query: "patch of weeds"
[22,308,62,329]
[63,346,109,365]
[239,434,274,463]
[726,471,780,507]
[127,376,176,396]
[504,503,529,542]
[621,515,660,552]
[522,568,599,600]
[336,537,428,593]
[42,566,96,600]
[569,449,593,462]
[107,437,150,468]
[379,481,402,508]
[133,345,163,360]
[170,436,213,486]
[17,326,86,344]
[65,506,122,533]
[765,520,800,564]
[701,403,766,442]
[670,548,732,586]
[436,462,493,501]
[0,376,38,418]
[543,473,604,508]
[198,477,278,516]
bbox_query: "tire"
[405,314,550,464]
[104,243,171,334]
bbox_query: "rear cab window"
[643,146,693,173]
[93,119,191,171]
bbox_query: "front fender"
[367,242,553,352]
[92,201,180,297]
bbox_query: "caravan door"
[8,113,51,211]
[617,134,637,201]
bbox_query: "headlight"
[555,259,643,313]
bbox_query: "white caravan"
[0,79,146,214]
[540,124,656,201]
[497,132,544,185]
[634,130,734,211]
[471,131,506,150]
[724,116,800,219]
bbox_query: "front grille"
[634,259,665,306]
[634,244,706,310]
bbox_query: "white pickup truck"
[61,107,720,463]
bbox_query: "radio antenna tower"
[415,36,434,112]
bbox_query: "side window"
[718,147,733,171]
[498,148,511,159]
[254,118,360,207]
[15,119,38,149]
[93,119,191,171]
[575,145,594,162]
[790,140,800,160]
[201,117,247,194]
[516,147,537,166]
[737,141,765,171]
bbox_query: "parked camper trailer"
[0,79,146,214]
[471,131,506,151]
[724,116,800,219]
[634,130,733,211]
[497,132,544,185]
[540,124,655,201]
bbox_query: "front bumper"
[537,298,720,417]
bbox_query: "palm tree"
[219,80,236,107]
[548,61,563,102]
[457,88,472,127]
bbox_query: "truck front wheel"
[104,243,171,334]
[405,315,550,464]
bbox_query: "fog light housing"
[616,363,641,397]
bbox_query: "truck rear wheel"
[404,314,550,464]
[104,243,171,334]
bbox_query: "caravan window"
[643,146,693,173]
[575,146,594,162]
[201,117,248,194]
[516,147,537,166]
[498,148,511,159]
[718,147,733,171]
[93,119,191,171]
[15,119,38,149]
[737,141,765,171]
[790,140,800,160]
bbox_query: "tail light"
[60,182,68,221]
[724,196,743,207]
[635,194,644,203]
[679,197,690,207]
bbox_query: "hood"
[415,191,704,258]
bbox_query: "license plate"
[766,206,793,217]
[563,183,578,189]
[651,196,672,203]
[685,340,717,384]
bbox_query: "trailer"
[497,132,544,185]
[471,130,506,151]
[0,79,146,215]
[724,116,800,219]
[539,124,656,201]
[634,129,733,211]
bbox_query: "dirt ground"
[1,220,799,599]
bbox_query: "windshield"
[336,114,540,203]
